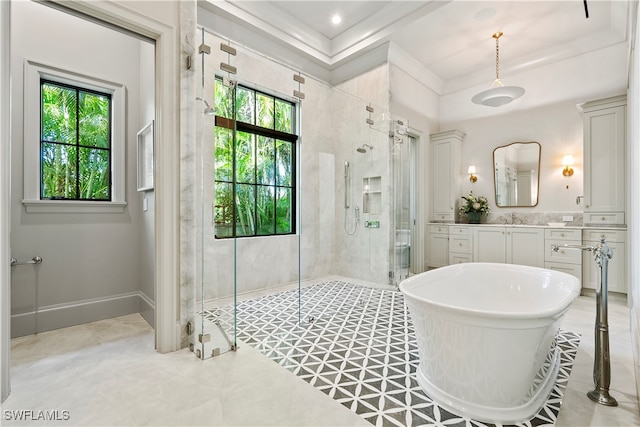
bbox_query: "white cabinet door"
[507,228,544,267]
[474,226,543,267]
[430,130,464,222]
[427,234,449,268]
[583,96,626,223]
[473,227,506,263]
[583,240,626,293]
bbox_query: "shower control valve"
[364,220,380,228]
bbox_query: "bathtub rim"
[399,262,581,320]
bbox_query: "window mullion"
[273,138,277,235]
[75,87,80,200]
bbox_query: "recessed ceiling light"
[331,15,342,25]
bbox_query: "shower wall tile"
[179,0,197,347]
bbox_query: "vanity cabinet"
[582,229,626,293]
[449,226,472,264]
[427,224,449,268]
[430,130,465,222]
[582,95,626,225]
[425,223,627,294]
[544,228,582,280]
[473,226,544,267]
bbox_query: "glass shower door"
[390,122,412,285]
[194,27,303,360]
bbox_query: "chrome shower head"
[357,144,373,153]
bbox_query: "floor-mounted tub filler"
[399,262,581,424]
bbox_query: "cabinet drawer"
[450,236,472,254]
[544,262,582,281]
[545,240,582,264]
[449,226,470,236]
[583,212,625,226]
[449,253,472,264]
[544,228,581,241]
[428,224,449,235]
[583,229,626,243]
[433,212,454,222]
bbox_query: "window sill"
[22,199,127,214]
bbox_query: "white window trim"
[22,60,126,213]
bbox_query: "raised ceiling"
[199,1,630,97]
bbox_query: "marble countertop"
[431,222,627,230]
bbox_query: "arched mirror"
[493,142,541,207]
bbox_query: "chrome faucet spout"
[551,243,596,252]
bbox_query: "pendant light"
[471,31,525,107]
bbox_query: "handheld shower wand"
[344,161,358,235]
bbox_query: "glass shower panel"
[335,94,393,287]
[390,120,412,285]
[195,28,303,361]
[194,28,236,360]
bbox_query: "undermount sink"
[547,222,566,227]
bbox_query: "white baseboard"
[11,291,155,338]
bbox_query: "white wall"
[9,1,153,336]
[441,100,586,217]
[138,39,156,327]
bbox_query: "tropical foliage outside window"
[214,78,297,238]
[40,80,111,200]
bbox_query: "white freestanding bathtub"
[399,262,580,423]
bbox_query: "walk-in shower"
[194,26,416,361]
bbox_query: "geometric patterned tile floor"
[205,280,580,427]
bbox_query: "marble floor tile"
[3,289,638,427]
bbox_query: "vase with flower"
[459,192,490,224]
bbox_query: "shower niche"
[363,176,382,214]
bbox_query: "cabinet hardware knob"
[601,234,605,238]
[561,233,565,237]
[601,217,606,221]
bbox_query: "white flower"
[472,202,481,210]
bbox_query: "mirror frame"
[492,141,541,208]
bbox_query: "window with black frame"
[213,78,297,238]
[40,80,112,201]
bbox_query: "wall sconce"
[468,165,478,182]
[562,155,574,176]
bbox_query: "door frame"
[1,0,182,401]
[1,0,12,403]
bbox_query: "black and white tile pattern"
[205,280,580,427]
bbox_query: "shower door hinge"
[186,55,192,70]
[186,321,193,335]
[199,43,211,55]
[389,270,395,278]
[198,333,211,343]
